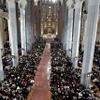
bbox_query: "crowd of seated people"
[2,40,21,67]
[91,42,100,90]
[50,39,98,100]
[78,41,100,92]
[2,40,12,67]
[0,37,46,100]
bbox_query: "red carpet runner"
[27,43,51,100]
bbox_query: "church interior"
[0,0,100,100]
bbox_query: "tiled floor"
[27,43,51,100]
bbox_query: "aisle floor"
[27,43,51,100]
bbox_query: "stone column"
[72,1,82,68]
[63,5,68,50]
[0,17,4,81]
[66,7,74,57]
[81,0,100,88]
[82,19,87,51]
[0,49,4,81]
[18,0,27,55]
[63,25,67,50]
[25,0,33,51]
[7,0,19,67]
[0,17,4,55]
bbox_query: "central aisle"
[28,43,51,100]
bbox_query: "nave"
[27,43,51,100]
[0,0,100,100]
[0,37,100,100]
